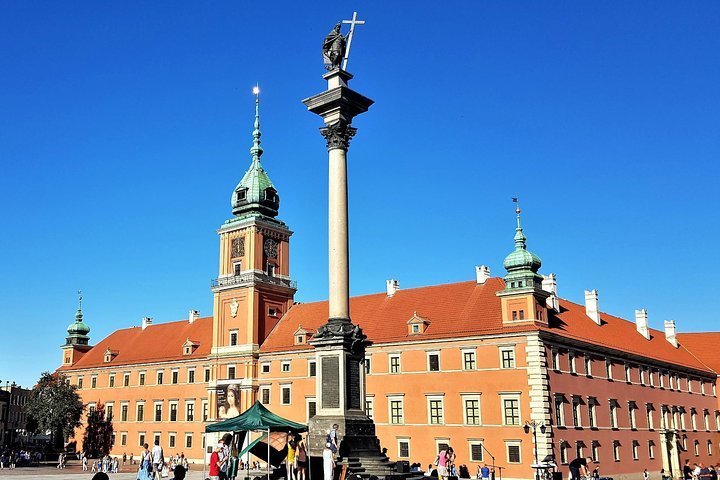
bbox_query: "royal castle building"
[58,94,720,480]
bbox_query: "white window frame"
[632,441,639,460]
[227,364,236,379]
[552,350,560,371]
[389,354,401,374]
[427,395,445,425]
[136,401,145,422]
[185,433,193,449]
[120,432,128,446]
[388,395,405,425]
[462,394,482,425]
[427,351,441,372]
[260,363,270,374]
[280,384,291,405]
[229,329,239,346]
[156,370,164,385]
[308,360,316,377]
[568,352,576,374]
[462,349,477,371]
[281,361,291,373]
[648,441,655,459]
[613,441,620,461]
[171,369,179,384]
[625,364,632,383]
[605,359,613,380]
[588,398,597,428]
[591,442,599,462]
[554,395,565,427]
[260,386,271,405]
[505,440,522,464]
[585,356,592,376]
[499,347,516,369]
[169,432,177,449]
[185,401,195,422]
[397,437,411,459]
[500,393,521,426]
[572,397,582,427]
[364,396,374,420]
[306,397,317,420]
[154,401,163,422]
[468,440,485,462]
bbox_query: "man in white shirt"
[151,439,164,480]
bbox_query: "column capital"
[320,123,357,151]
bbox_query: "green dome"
[67,309,90,336]
[503,247,542,272]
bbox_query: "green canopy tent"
[205,401,308,477]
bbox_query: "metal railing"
[211,271,297,290]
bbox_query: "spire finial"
[76,289,83,322]
[511,197,527,249]
[250,84,263,162]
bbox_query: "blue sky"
[1,1,718,388]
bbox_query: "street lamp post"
[524,420,547,480]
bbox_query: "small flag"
[512,197,518,203]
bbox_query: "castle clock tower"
[209,88,296,414]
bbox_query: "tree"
[82,402,114,458]
[24,371,84,449]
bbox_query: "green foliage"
[24,371,84,443]
[82,402,114,457]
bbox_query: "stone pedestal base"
[308,411,408,478]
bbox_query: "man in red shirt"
[209,445,222,480]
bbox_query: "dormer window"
[182,338,199,356]
[103,348,118,363]
[293,325,313,345]
[236,189,247,202]
[264,188,277,202]
[407,312,430,335]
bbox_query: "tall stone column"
[303,70,397,477]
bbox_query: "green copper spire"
[66,290,90,345]
[231,85,280,218]
[503,198,543,291]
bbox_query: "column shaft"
[328,147,350,320]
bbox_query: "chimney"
[141,317,153,330]
[475,265,490,284]
[584,290,601,325]
[664,320,678,348]
[543,274,559,311]
[188,309,200,324]
[386,279,400,296]
[635,309,650,340]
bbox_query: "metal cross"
[342,11,365,71]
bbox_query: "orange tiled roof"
[261,278,532,353]
[677,332,720,374]
[59,317,213,370]
[545,300,710,372]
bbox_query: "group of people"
[684,460,720,480]
[82,453,120,473]
[0,449,41,468]
[135,439,187,480]
[286,431,308,480]
[208,432,240,480]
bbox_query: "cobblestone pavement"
[0,461,209,479]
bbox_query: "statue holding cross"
[321,12,365,71]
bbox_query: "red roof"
[677,332,720,374]
[261,278,531,353]
[59,317,213,370]
[545,300,710,372]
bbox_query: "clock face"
[264,238,278,259]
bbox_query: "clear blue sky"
[1,1,719,388]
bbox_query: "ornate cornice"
[320,123,357,151]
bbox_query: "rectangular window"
[172,370,179,384]
[708,440,713,456]
[463,351,476,370]
[625,365,632,383]
[591,442,599,462]
[154,434,161,447]
[139,372,146,386]
[610,403,618,429]
[364,398,373,419]
[503,398,520,425]
[588,399,597,428]
[399,440,410,459]
[109,375,115,388]
[428,353,440,372]
[202,401,208,422]
[205,368,211,382]
[121,432,127,446]
[613,442,620,461]
[308,400,317,419]
[572,398,582,427]
[464,397,481,425]
[121,404,129,422]
[229,330,238,346]
[500,348,516,369]
[139,433,146,447]
[429,398,444,424]
[506,442,521,464]
[170,403,178,422]
[309,361,317,377]
[169,433,176,449]
[188,369,195,383]
[569,352,576,373]
[281,385,291,405]
[228,366,236,379]
[157,371,163,385]
[186,403,194,422]
[91,376,97,389]
[261,387,270,404]
[554,396,565,427]
[560,443,568,464]
[648,441,655,459]
[78,377,83,389]
[640,368,646,385]
[124,373,130,387]
[576,441,584,459]
[281,362,291,373]
[106,404,114,419]
[632,441,639,460]
[390,399,404,424]
[606,359,613,380]
[694,440,700,456]
[470,443,484,462]
[137,403,145,422]
[390,355,401,374]
[186,434,193,449]
[585,357,592,376]
[552,350,560,370]
[155,403,162,422]
[647,405,655,429]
